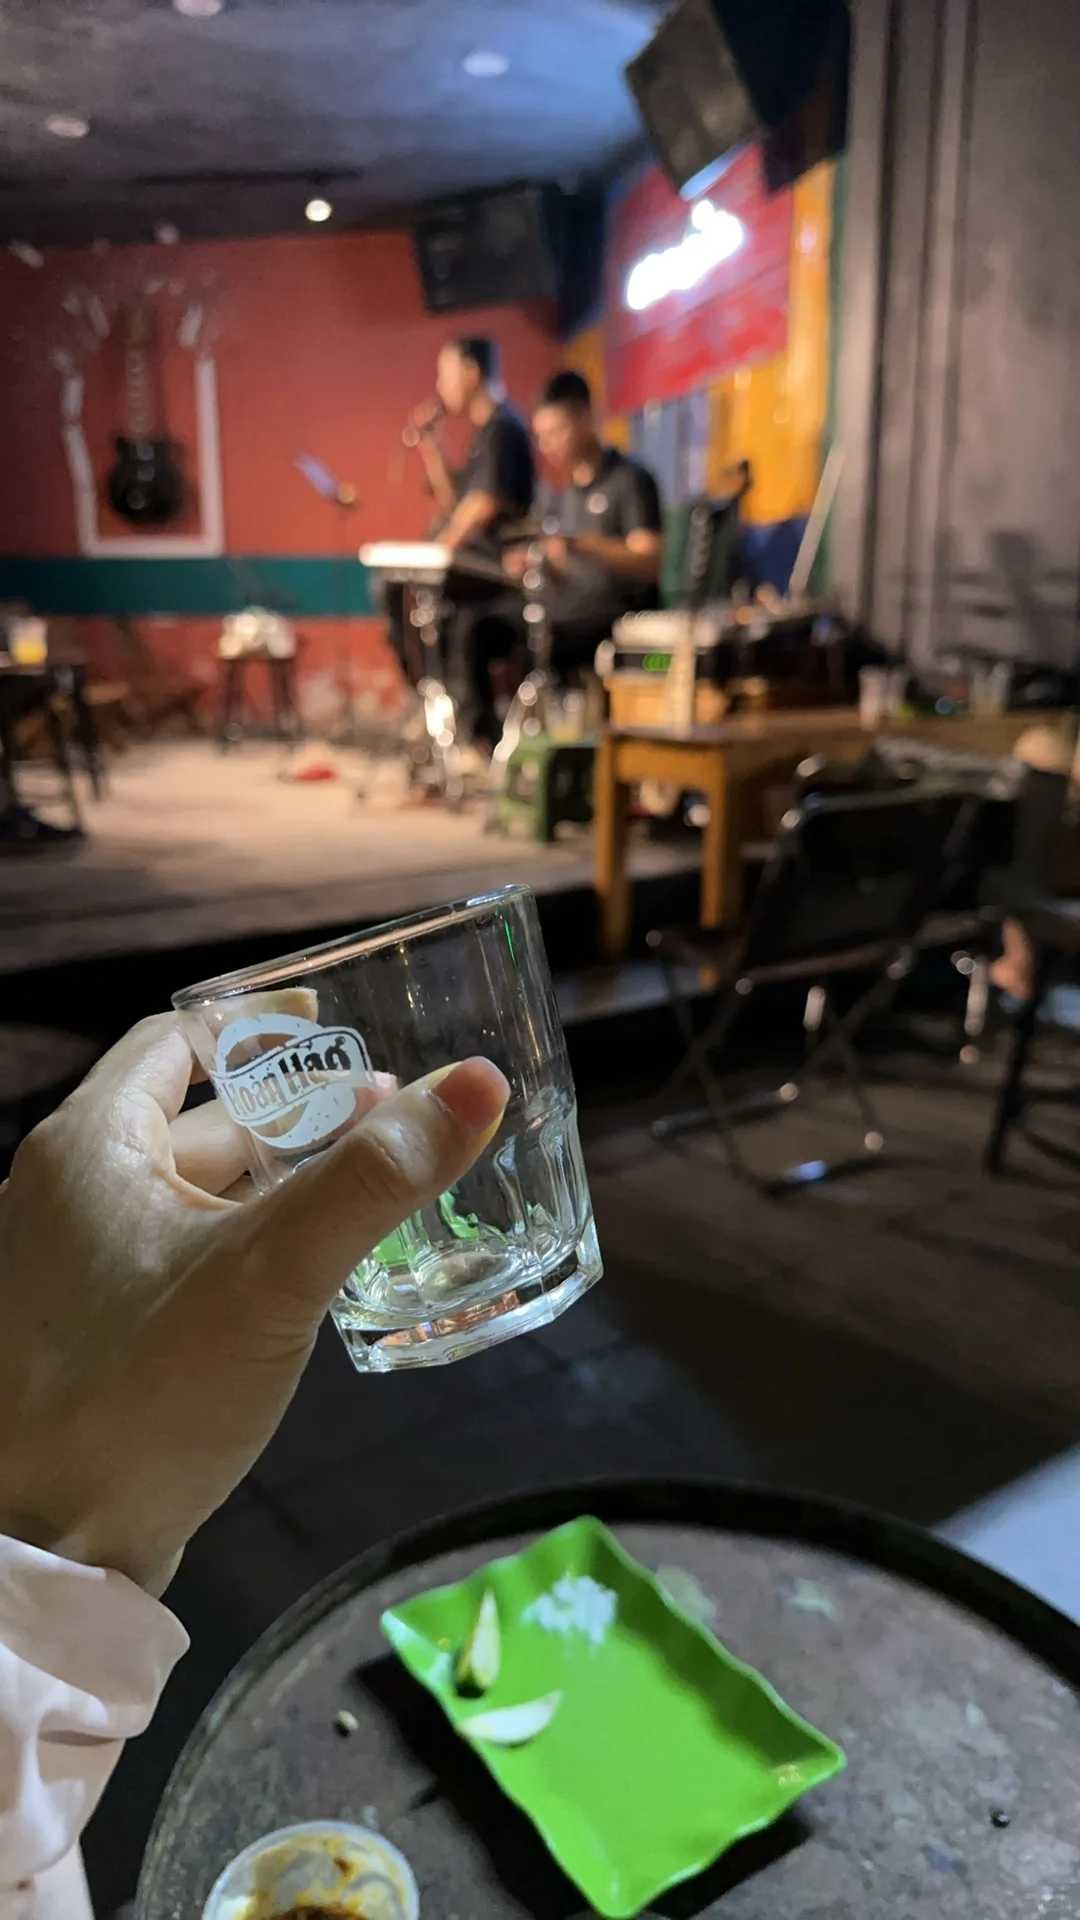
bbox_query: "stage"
[1,740,696,990]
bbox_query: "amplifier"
[601,606,827,684]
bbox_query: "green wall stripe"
[0,555,375,619]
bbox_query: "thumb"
[216,1057,509,1330]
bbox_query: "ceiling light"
[463,49,509,78]
[173,0,225,15]
[155,222,180,245]
[305,196,332,224]
[44,113,90,140]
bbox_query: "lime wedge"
[455,1587,501,1695]
[460,1691,563,1745]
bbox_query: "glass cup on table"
[858,664,907,726]
[173,884,601,1372]
[970,661,1012,717]
[9,617,48,666]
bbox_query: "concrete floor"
[84,1027,1080,1912]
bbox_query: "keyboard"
[360,542,452,576]
[359,541,514,591]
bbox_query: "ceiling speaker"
[412,185,560,314]
[626,0,850,197]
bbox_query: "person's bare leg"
[990,918,1036,1001]
[990,724,1076,1003]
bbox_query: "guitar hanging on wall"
[106,301,186,526]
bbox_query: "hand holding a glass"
[0,1014,508,1596]
[175,887,601,1372]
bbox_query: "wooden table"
[594,707,1064,957]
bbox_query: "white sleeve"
[0,1535,189,1907]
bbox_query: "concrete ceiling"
[0,0,663,248]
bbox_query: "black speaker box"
[413,184,560,313]
[626,0,849,196]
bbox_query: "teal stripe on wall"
[0,556,375,618]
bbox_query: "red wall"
[0,230,557,708]
[604,149,792,415]
[0,229,557,554]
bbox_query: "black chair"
[648,784,975,1190]
[54,661,107,799]
[789,743,1041,1066]
[660,479,748,611]
[0,666,83,841]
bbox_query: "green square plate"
[381,1516,845,1916]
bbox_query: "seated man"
[509,369,663,671]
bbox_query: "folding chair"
[648,784,974,1190]
[793,744,1021,1067]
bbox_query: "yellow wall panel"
[561,324,607,414]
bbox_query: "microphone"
[402,399,445,449]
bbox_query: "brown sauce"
[277,1909,353,1920]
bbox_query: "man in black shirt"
[409,336,534,556]
[405,337,534,745]
[508,369,663,668]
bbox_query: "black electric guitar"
[106,302,185,526]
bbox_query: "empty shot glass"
[173,885,602,1372]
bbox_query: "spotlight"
[44,113,90,139]
[463,49,509,77]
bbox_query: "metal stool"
[217,647,302,748]
[487,538,559,820]
[491,735,596,841]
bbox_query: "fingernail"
[428,1057,510,1136]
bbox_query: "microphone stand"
[487,533,552,825]
[294,455,361,742]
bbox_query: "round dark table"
[137,1483,1080,1919]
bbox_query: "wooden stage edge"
[0,739,697,983]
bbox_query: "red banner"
[605,147,791,415]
